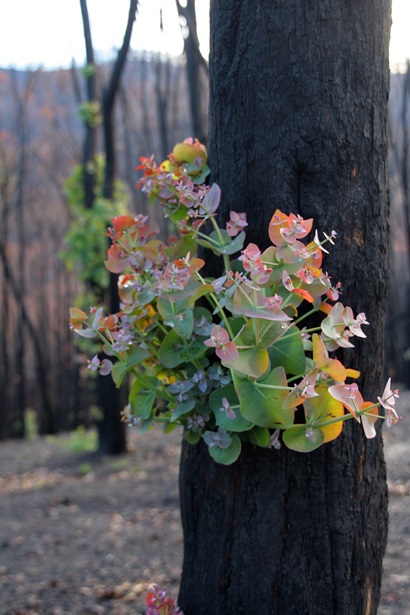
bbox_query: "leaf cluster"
[69,139,399,464]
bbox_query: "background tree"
[79,0,98,210]
[98,0,139,454]
[176,0,209,144]
[179,2,391,614]
[73,0,139,454]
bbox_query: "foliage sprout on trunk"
[70,139,400,465]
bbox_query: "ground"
[0,391,409,615]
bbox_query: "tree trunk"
[176,0,208,144]
[179,2,391,614]
[97,0,139,455]
[79,0,98,210]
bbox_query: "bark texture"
[179,1,391,614]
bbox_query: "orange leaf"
[303,386,344,443]
[319,302,332,315]
[268,210,289,246]
[345,368,361,379]
[293,288,314,303]
[69,307,87,328]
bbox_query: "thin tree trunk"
[176,0,208,144]
[0,135,12,438]
[98,0,139,455]
[102,0,139,200]
[155,57,170,161]
[0,242,55,435]
[179,2,391,614]
[79,0,98,209]
[401,62,410,386]
[9,70,39,437]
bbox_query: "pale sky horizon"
[0,0,409,71]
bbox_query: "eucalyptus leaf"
[210,385,254,432]
[159,329,207,368]
[111,346,151,387]
[199,229,245,256]
[208,433,242,465]
[200,183,221,214]
[162,278,204,302]
[224,348,270,378]
[268,326,306,375]
[218,230,246,255]
[157,297,194,338]
[158,330,186,368]
[249,426,271,447]
[171,398,196,421]
[184,431,201,445]
[129,376,158,419]
[282,425,324,452]
[74,328,97,339]
[234,366,293,427]
[235,319,285,350]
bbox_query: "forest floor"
[0,390,409,615]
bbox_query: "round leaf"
[282,425,324,452]
[210,385,254,432]
[208,433,242,465]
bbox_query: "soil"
[0,390,409,615]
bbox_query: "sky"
[0,0,209,69]
[0,0,409,71]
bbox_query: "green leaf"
[268,326,306,375]
[171,399,196,421]
[167,235,198,260]
[158,330,186,368]
[187,161,210,184]
[187,283,214,306]
[129,378,157,419]
[173,310,194,338]
[235,319,284,349]
[208,433,242,465]
[232,285,292,321]
[210,385,254,432]
[111,346,151,387]
[198,230,245,256]
[138,418,155,433]
[234,366,293,427]
[193,306,213,329]
[184,431,201,444]
[163,421,179,434]
[159,329,206,368]
[282,425,324,452]
[248,426,271,447]
[157,296,179,320]
[217,230,246,255]
[162,278,204,303]
[224,348,270,378]
[157,297,194,337]
[261,246,301,283]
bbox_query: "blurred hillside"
[0,53,208,439]
[0,57,408,440]
[387,69,410,386]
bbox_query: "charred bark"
[179,1,391,614]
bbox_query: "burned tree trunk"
[179,1,391,614]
